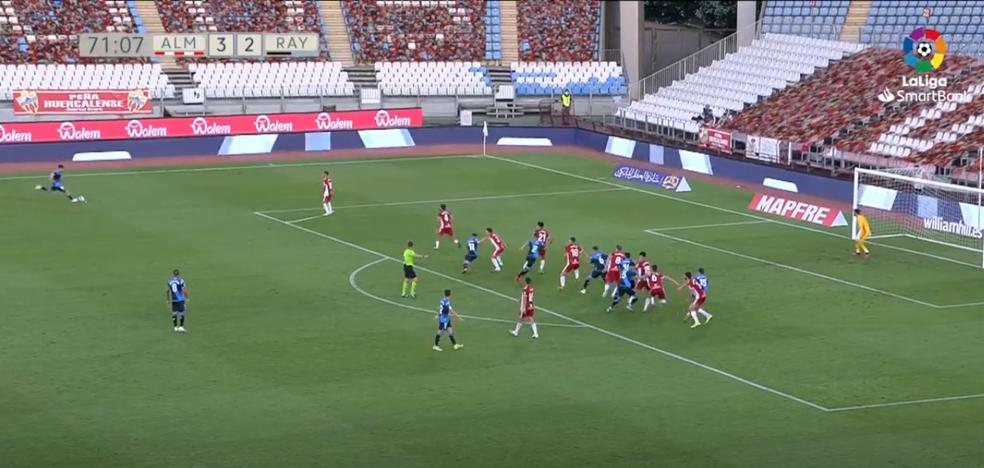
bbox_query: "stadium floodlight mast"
[852,146,984,268]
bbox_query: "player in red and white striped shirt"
[435,204,460,249]
[559,237,582,290]
[322,171,334,215]
[483,227,507,272]
[679,271,713,328]
[510,277,539,339]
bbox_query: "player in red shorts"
[601,245,626,298]
[483,227,507,272]
[679,271,713,328]
[533,221,551,273]
[642,264,679,311]
[510,277,539,339]
[435,204,460,249]
[559,236,582,290]
[634,252,651,293]
[322,170,334,215]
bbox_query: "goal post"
[852,163,984,267]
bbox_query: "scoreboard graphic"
[79,33,320,58]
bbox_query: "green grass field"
[3,152,984,468]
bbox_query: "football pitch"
[3,152,984,467]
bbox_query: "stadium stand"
[483,0,501,61]
[861,0,984,57]
[761,0,848,41]
[619,34,863,132]
[1,0,140,63]
[155,0,320,34]
[511,61,624,96]
[343,0,486,63]
[517,0,601,62]
[375,61,491,96]
[0,63,174,99]
[189,61,353,98]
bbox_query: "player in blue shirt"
[695,267,709,292]
[462,233,481,273]
[607,253,639,312]
[514,238,544,282]
[35,164,84,203]
[579,246,608,294]
[166,269,189,332]
[433,289,464,351]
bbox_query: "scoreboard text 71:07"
[78,33,320,58]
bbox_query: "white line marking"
[254,210,830,412]
[826,393,984,412]
[348,259,585,328]
[0,154,480,181]
[647,220,768,232]
[645,228,941,309]
[262,187,628,215]
[286,214,326,224]
[485,154,982,270]
[934,300,984,309]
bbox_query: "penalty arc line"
[253,210,832,413]
[348,258,585,328]
[484,155,983,270]
[644,229,942,309]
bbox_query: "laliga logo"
[57,122,100,141]
[190,117,232,135]
[0,123,33,143]
[15,90,40,114]
[253,115,293,133]
[903,27,946,73]
[126,90,150,112]
[374,109,411,128]
[125,119,168,138]
[315,112,354,130]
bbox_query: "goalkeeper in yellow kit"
[853,208,871,257]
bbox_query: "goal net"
[853,167,984,267]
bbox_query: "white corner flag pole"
[482,120,488,157]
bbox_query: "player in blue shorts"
[35,164,83,203]
[514,237,544,282]
[579,246,608,294]
[462,233,481,273]
[166,269,189,332]
[434,289,464,351]
[606,253,639,312]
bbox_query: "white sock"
[454,239,459,245]
[698,308,712,318]
[574,270,580,280]
[323,203,330,214]
[513,322,522,333]
[559,276,566,288]
[531,323,539,338]
[643,298,651,311]
[326,202,332,213]
[495,257,503,268]
[660,299,667,304]
[602,284,610,297]
[435,240,440,249]
[539,260,545,272]
[690,311,701,325]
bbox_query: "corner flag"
[482,120,488,137]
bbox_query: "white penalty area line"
[0,154,481,181]
[644,228,942,309]
[269,187,628,224]
[253,210,831,413]
[647,220,769,232]
[484,154,983,270]
[348,259,585,328]
[825,392,984,412]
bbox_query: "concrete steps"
[319,0,354,65]
[840,0,873,43]
[498,0,519,63]
[132,0,179,70]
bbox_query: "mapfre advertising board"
[0,108,424,144]
[14,90,153,115]
[747,193,848,227]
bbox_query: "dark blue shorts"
[525,255,537,268]
[464,252,478,262]
[438,320,452,331]
[50,184,65,192]
[171,301,186,313]
[617,285,636,297]
[590,269,604,279]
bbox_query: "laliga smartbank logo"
[875,27,970,104]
